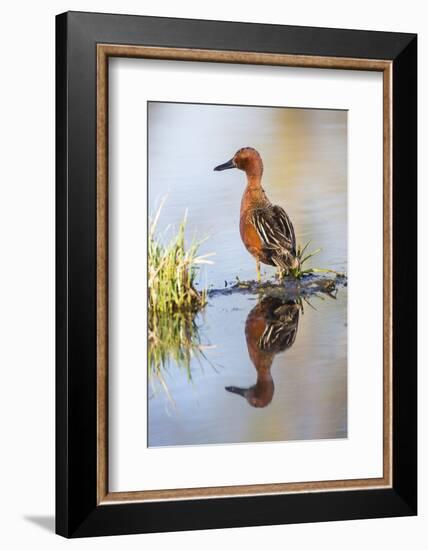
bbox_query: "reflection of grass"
[289,241,345,280]
[149,198,214,314]
[148,199,216,400]
[148,312,216,402]
[149,313,201,377]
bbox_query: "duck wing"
[258,314,299,353]
[250,205,297,259]
[271,205,296,255]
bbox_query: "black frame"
[56,11,417,538]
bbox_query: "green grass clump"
[148,200,214,314]
[148,200,215,399]
[288,241,345,280]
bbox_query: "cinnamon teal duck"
[214,147,299,281]
[225,297,300,408]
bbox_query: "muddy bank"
[208,273,347,301]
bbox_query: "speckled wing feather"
[258,319,298,353]
[271,205,296,255]
[250,205,297,267]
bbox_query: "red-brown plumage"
[214,147,299,280]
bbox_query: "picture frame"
[56,11,417,538]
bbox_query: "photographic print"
[148,101,348,448]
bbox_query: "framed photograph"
[56,11,417,537]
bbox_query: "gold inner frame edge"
[96,44,393,505]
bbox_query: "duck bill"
[225,386,248,398]
[214,159,235,171]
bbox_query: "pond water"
[148,102,347,447]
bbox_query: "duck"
[214,147,299,281]
[225,296,300,408]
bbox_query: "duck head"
[225,379,274,408]
[214,147,263,178]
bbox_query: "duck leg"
[256,260,261,282]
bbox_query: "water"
[148,102,347,447]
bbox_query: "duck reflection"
[225,296,300,408]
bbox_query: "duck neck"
[242,173,268,211]
[246,173,262,190]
